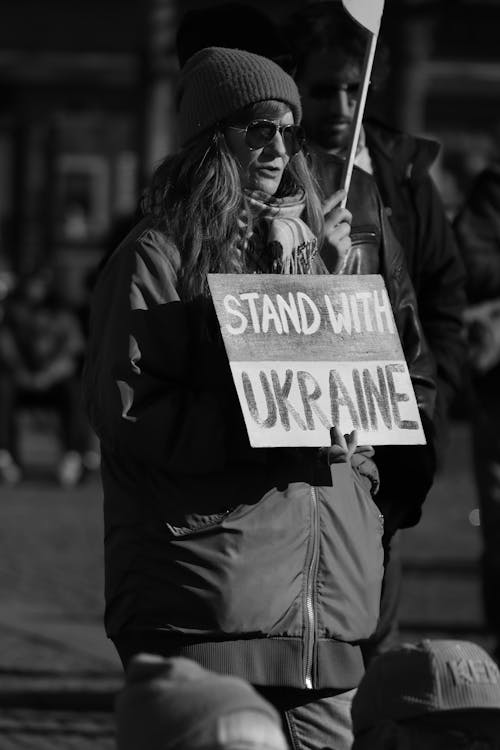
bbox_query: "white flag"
[341,0,384,34]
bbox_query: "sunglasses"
[226,119,306,156]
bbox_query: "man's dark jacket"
[311,120,465,444]
[365,120,466,436]
[309,120,465,530]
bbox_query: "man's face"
[296,49,362,153]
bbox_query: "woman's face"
[224,107,294,195]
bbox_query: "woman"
[84,48,434,750]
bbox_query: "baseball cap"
[352,639,500,736]
[115,653,288,750]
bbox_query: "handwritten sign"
[208,274,426,447]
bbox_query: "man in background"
[285,1,466,660]
[286,2,465,448]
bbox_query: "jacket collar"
[364,118,441,183]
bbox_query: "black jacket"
[309,146,437,532]
[83,218,387,691]
[364,120,466,437]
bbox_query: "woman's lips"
[255,166,281,175]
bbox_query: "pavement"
[0,422,120,748]
[0,416,490,748]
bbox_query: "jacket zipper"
[304,485,320,689]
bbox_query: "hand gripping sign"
[208,274,425,448]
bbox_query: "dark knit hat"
[352,640,500,737]
[115,654,287,750]
[177,46,302,146]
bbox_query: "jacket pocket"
[156,484,311,636]
[162,484,277,538]
[165,509,235,537]
[317,463,384,642]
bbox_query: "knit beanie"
[115,654,287,750]
[177,46,302,146]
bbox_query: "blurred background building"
[0,0,498,306]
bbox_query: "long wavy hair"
[143,100,324,300]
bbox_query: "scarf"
[238,189,320,274]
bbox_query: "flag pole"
[339,30,378,209]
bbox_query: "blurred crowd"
[0,264,99,486]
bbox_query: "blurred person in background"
[115,654,289,750]
[285,0,466,663]
[351,639,500,749]
[0,267,90,486]
[454,156,500,663]
[83,45,435,750]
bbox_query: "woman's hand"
[326,427,380,495]
[326,425,358,464]
[322,189,352,271]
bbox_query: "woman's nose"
[266,130,288,157]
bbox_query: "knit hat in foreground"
[115,654,287,750]
[177,46,302,146]
[352,639,500,736]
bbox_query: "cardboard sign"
[208,273,426,447]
